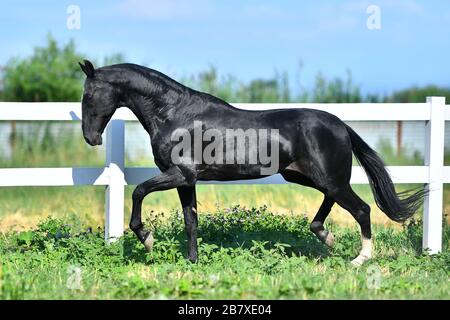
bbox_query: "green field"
[0,207,448,299]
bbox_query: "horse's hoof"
[351,254,370,267]
[316,230,334,247]
[324,231,335,247]
[187,256,198,263]
[143,232,154,252]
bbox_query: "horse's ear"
[79,59,95,78]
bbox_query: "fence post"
[423,96,445,254]
[105,119,125,243]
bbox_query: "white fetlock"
[351,236,372,267]
[324,231,335,247]
[351,253,371,266]
[143,233,154,252]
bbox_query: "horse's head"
[79,60,118,146]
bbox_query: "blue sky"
[1,0,449,95]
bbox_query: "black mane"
[96,63,189,96]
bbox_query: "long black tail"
[345,124,427,222]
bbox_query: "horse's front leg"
[177,186,198,262]
[129,166,191,252]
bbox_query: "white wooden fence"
[0,97,447,254]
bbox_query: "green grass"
[0,206,448,299]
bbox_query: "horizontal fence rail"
[0,97,446,254]
[0,166,435,186]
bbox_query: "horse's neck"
[124,96,156,139]
[125,89,178,140]
[115,69,186,139]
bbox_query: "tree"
[238,71,290,103]
[0,35,86,151]
[183,67,292,103]
[311,70,362,103]
[1,34,86,102]
[0,35,124,153]
[387,85,450,103]
[182,66,241,102]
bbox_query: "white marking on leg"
[361,236,372,257]
[351,236,372,266]
[324,231,335,247]
[143,232,154,252]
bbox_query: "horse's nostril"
[96,136,103,145]
[84,135,92,145]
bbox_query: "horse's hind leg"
[330,184,372,266]
[281,170,335,247]
[310,196,335,247]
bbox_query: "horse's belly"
[196,164,274,181]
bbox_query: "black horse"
[79,60,425,266]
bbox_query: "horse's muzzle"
[84,134,102,146]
